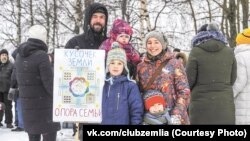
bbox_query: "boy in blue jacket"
[101,46,143,125]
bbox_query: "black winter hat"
[94,7,106,14]
[0,49,8,56]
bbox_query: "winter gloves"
[8,88,19,101]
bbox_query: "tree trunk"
[236,0,240,33]
[141,0,151,32]
[188,0,197,34]
[139,0,146,51]
[121,0,127,21]
[221,0,226,35]
[30,0,34,25]
[45,0,49,45]
[75,0,83,34]
[206,0,212,22]
[84,0,93,9]
[17,0,21,44]
[52,0,57,48]
[227,0,237,48]
[241,0,249,29]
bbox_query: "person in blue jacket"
[102,46,144,125]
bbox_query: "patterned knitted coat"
[137,51,190,124]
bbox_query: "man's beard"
[1,58,7,63]
[91,23,104,33]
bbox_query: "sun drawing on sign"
[69,77,89,97]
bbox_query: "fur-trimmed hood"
[176,52,188,66]
[191,31,227,48]
[192,22,227,48]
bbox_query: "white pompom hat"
[28,25,47,43]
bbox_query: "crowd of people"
[0,2,250,141]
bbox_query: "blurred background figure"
[15,25,60,141]
[173,48,181,57]
[176,52,188,68]
[186,22,236,124]
[8,48,24,131]
[0,49,14,128]
[233,28,250,125]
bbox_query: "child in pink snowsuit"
[99,19,140,78]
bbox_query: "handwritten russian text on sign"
[53,49,105,123]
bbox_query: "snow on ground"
[0,126,74,141]
[0,102,75,141]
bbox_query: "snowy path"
[0,102,75,141]
[0,127,75,141]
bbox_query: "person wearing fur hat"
[102,47,143,125]
[0,48,14,128]
[173,48,181,57]
[186,22,237,124]
[15,25,60,141]
[65,3,108,50]
[176,52,188,68]
[143,90,173,125]
[99,19,140,79]
[233,28,250,124]
[136,31,190,125]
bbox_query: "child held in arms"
[99,19,140,79]
[143,90,181,125]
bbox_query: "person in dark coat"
[186,22,237,124]
[0,49,14,128]
[15,25,60,141]
[65,2,108,49]
[65,3,108,138]
[8,48,24,131]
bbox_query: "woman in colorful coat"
[136,31,190,125]
[186,23,236,124]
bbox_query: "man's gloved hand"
[8,88,19,101]
[170,115,181,125]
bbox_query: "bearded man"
[65,3,108,49]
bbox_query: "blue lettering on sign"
[64,50,96,58]
[64,50,96,67]
[69,58,93,67]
